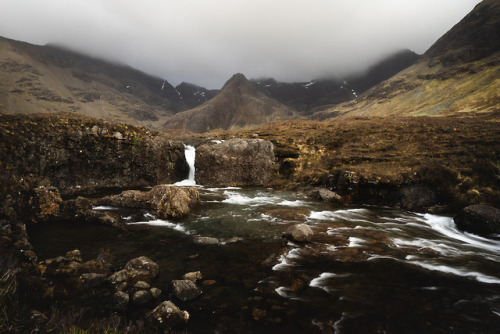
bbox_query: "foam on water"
[92,206,120,211]
[127,219,189,234]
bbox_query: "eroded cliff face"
[0,113,189,196]
[195,138,276,187]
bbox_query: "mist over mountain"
[313,0,499,120]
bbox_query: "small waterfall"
[175,145,196,186]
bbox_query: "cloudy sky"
[0,0,481,88]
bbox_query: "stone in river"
[171,280,202,302]
[284,224,314,243]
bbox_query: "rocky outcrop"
[99,185,200,219]
[195,138,276,186]
[454,205,500,235]
[0,114,189,196]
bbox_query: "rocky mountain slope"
[162,73,298,133]
[253,49,419,115]
[313,0,499,120]
[0,37,206,129]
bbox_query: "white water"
[175,145,196,186]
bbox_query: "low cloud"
[0,0,481,88]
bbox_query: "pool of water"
[29,186,500,333]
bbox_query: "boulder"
[80,273,107,288]
[99,185,199,219]
[182,271,203,282]
[147,301,190,329]
[125,256,160,283]
[171,280,202,302]
[400,185,438,211]
[195,139,276,186]
[110,291,129,311]
[318,188,341,202]
[132,290,153,305]
[284,224,314,243]
[454,205,500,235]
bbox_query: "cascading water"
[175,144,196,186]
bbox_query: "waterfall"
[175,145,196,186]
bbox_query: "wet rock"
[454,205,500,235]
[261,208,311,222]
[110,291,129,311]
[132,290,153,305]
[195,138,276,186]
[124,256,160,283]
[309,188,341,202]
[284,224,314,243]
[99,185,199,219]
[147,301,189,329]
[400,185,438,211]
[81,273,107,288]
[150,287,162,299]
[171,280,202,302]
[182,271,203,282]
[193,236,219,245]
[134,281,151,289]
[108,269,129,285]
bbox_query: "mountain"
[0,36,195,128]
[312,0,499,120]
[252,49,419,115]
[175,82,218,109]
[162,73,298,133]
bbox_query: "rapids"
[30,187,500,333]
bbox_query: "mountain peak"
[424,0,500,66]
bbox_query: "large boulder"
[171,280,202,302]
[195,139,276,186]
[454,205,500,235]
[147,301,190,330]
[99,185,199,219]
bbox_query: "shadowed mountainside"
[0,37,191,129]
[162,73,298,133]
[312,0,499,120]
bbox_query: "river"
[28,146,500,333]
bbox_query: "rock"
[30,186,62,222]
[65,249,82,263]
[400,185,438,211]
[261,208,311,222]
[182,271,203,282]
[284,224,314,243]
[134,281,151,289]
[147,301,189,329]
[110,291,129,311]
[150,287,162,299]
[99,185,200,219]
[108,269,129,285]
[114,131,123,140]
[454,205,500,235]
[171,280,202,302]
[81,273,107,288]
[318,188,341,202]
[193,236,219,245]
[125,256,160,283]
[132,290,153,305]
[195,139,276,186]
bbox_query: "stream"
[28,146,500,333]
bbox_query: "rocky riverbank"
[205,113,499,214]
